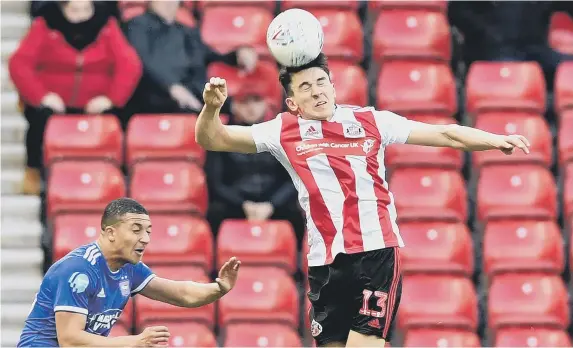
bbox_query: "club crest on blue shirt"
[119,279,130,297]
[68,272,90,294]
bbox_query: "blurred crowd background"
[3,0,573,347]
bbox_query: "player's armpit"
[195,105,258,154]
[138,276,224,308]
[55,311,136,347]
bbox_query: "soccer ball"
[266,8,324,67]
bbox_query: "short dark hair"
[101,198,148,230]
[279,53,330,96]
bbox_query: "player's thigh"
[350,247,402,342]
[308,261,354,346]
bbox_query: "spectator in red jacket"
[9,0,142,195]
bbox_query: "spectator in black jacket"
[449,1,573,89]
[124,0,257,115]
[206,85,305,246]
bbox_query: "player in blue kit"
[18,198,241,347]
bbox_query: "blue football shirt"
[18,242,155,347]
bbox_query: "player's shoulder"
[49,243,101,275]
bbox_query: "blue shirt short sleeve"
[53,258,98,315]
[130,262,155,296]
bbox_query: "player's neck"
[95,239,126,272]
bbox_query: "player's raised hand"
[497,134,531,155]
[203,77,228,108]
[135,326,170,347]
[216,256,241,294]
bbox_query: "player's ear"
[285,97,298,113]
[104,226,116,242]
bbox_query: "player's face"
[286,67,336,120]
[115,213,152,264]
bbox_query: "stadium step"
[1,219,42,249]
[1,39,18,62]
[1,303,31,330]
[2,327,24,348]
[2,64,15,92]
[1,169,25,195]
[1,89,19,114]
[2,143,26,169]
[1,115,27,145]
[1,13,31,40]
[0,0,30,15]
[1,248,44,274]
[1,273,42,304]
[1,195,41,221]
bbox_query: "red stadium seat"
[142,215,213,271]
[139,322,217,347]
[550,12,573,55]
[389,168,467,222]
[47,161,125,217]
[399,275,478,331]
[207,61,282,113]
[399,221,473,276]
[565,162,573,220]
[136,266,215,328]
[129,161,207,215]
[201,6,271,56]
[109,324,130,337]
[465,62,546,115]
[403,329,481,347]
[223,323,303,347]
[281,0,360,10]
[555,62,573,113]
[488,273,569,330]
[197,0,275,11]
[377,61,457,116]
[558,109,573,164]
[328,61,367,106]
[217,219,297,273]
[369,0,447,12]
[52,213,101,262]
[473,112,552,168]
[44,115,123,165]
[126,115,204,167]
[372,10,451,62]
[118,298,134,328]
[385,114,463,170]
[476,164,557,223]
[307,9,363,62]
[483,220,564,276]
[495,327,572,347]
[218,267,299,327]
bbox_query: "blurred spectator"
[9,0,142,195]
[30,0,120,20]
[206,86,305,246]
[449,1,573,89]
[123,0,258,116]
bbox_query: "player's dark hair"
[101,198,148,230]
[279,53,330,96]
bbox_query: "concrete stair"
[1,2,44,346]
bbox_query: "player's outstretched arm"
[406,122,531,154]
[195,77,258,153]
[139,257,241,308]
[55,312,170,347]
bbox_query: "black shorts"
[307,247,402,345]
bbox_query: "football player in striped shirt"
[195,53,530,347]
[18,198,240,347]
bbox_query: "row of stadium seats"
[107,265,571,346]
[52,214,573,277]
[117,0,573,57]
[45,158,573,224]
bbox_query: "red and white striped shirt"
[251,105,413,266]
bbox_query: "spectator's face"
[62,0,95,23]
[150,0,180,20]
[234,96,267,125]
[286,67,335,120]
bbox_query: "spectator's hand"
[242,201,256,219]
[203,77,228,109]
[41,92,65,113]
[85,96,113,114]
[250,202,274,221]
[170,84,202,110]
[237,47,258,73]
